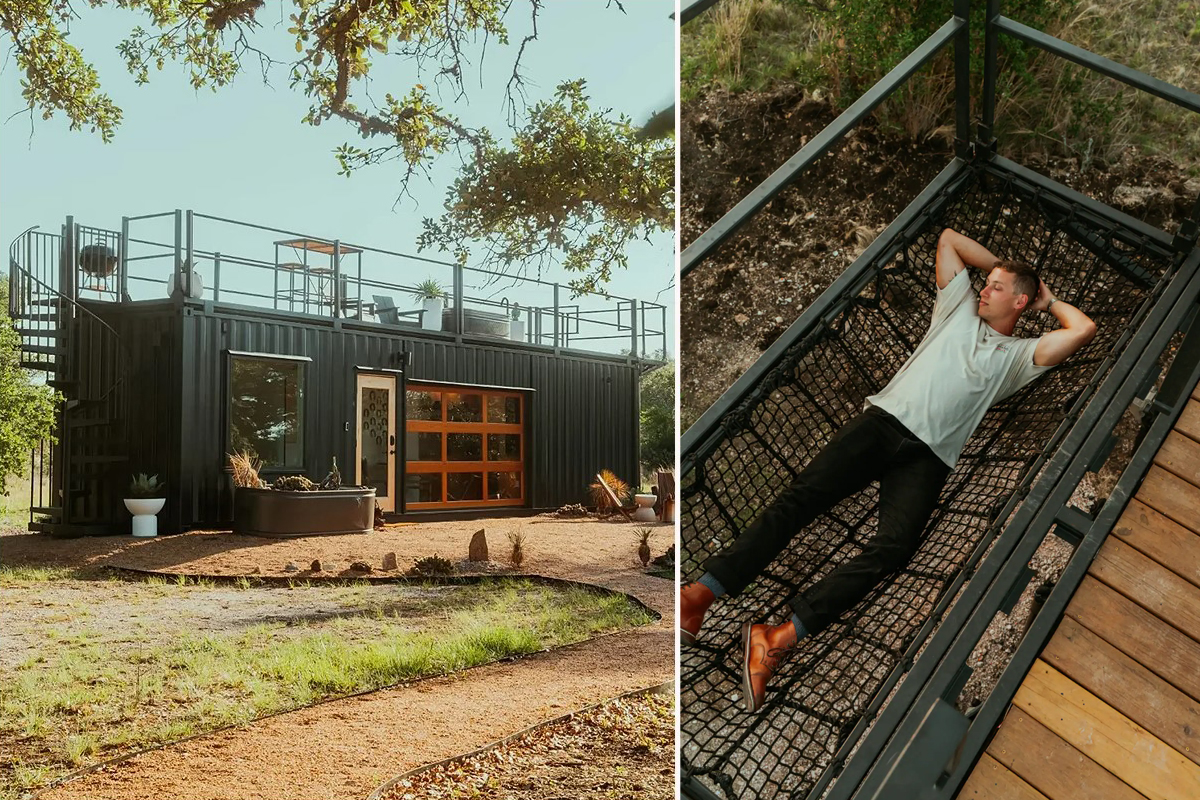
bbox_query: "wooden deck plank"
[1067,576,1200,703]
[959,754,1050,800]
[1154,430,1200,488]
[986,710,1145,800]
[1177,398,1200,442]
[1013,661,1200,800]
[1137,465,1200,536]
[1112,498,1200,590]
[1042,616,1200,766]
[1088,536,1200,642]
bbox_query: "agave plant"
[409,278,447,302]
[636,527,653,566]
[128,473,164,498]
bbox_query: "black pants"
[704,406,951,635]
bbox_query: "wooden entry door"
[356,374,397,513]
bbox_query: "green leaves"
[417,81,674,292]
[2,1,671,291]
[0,278,60,495]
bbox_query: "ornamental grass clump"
[228,451,267,489]
[507,529,527,570]
[589,469,630,512]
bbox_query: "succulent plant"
[128,473,164,498]
[409,554,455,576]
[637,527,653,566]
[273,475,317,492]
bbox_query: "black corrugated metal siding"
[168,303,641,530]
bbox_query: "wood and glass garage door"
[403,383,525,510]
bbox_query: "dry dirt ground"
[681,86,1200,427]
[0,517,674,800]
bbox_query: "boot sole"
[680,627,698,647]
[741,621,760,713]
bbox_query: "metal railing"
[60,209,670,360]
[8,223,131,527]
[680,1,1200,799]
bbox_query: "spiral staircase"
[7,221,130,535]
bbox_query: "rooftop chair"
[371,294,424,327]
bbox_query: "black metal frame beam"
[995,17,1200,115]
[679,16,965,279]
[680,156,972,467]
[679,0,722,26]
[829,248,1200,800]
[928,279,1200,798]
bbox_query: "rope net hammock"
[680,160,1182,799]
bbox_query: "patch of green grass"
[0,579,652,797]
[0,564,79,583]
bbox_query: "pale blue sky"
[1,0,676,355]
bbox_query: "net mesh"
[680,161,1180,799]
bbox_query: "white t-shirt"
[866,269,1053,468]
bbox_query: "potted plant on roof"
[125,473,166,537]
[509,301,526,343]
[410,278,446,332]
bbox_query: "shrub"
[640,362,674,474]
[410,555,455,577]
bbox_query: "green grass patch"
[0,579,652,797]
[0,564,81,583]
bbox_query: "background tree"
[0,277,58,494]
[1,0,673,289]
[639,360,674,474]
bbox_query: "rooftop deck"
[11,210,668,361]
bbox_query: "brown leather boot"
[680,581,716,646]
[741,620,798,713]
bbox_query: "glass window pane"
[488,471,522,500]
[406,390,441,421]
[447,472,483,502]
[487,434,521,462]
[487,395,521,424]
[445,392,483,422]
[405,432,441,461]
[229,357,305,469]
[447,433,483,461]
[360,387,390,496]
[405,473,441,503]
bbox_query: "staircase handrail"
[8,229,129,404]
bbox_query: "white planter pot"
[509,319,526,342]
[421,298,444,331]
[124,497,166,537]
[633,493,657,523]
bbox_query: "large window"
[404,383,525,509]
[228,354,307,469]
